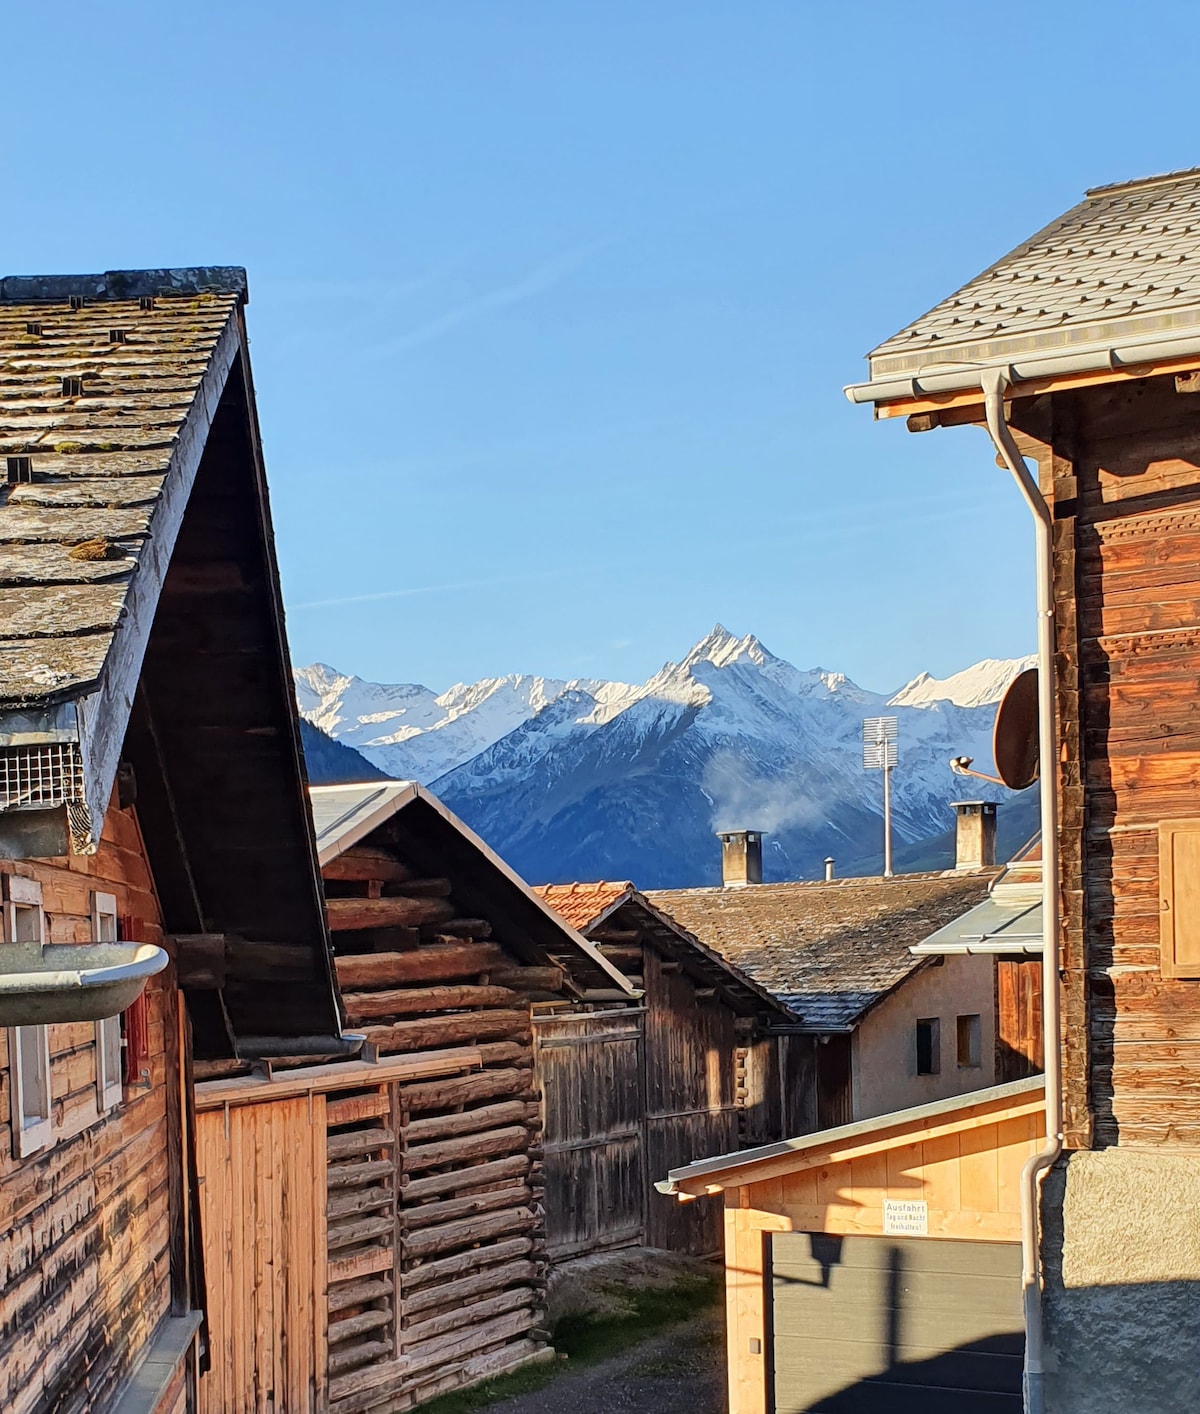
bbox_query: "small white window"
[5,877,52,1156]
[92,893,123,1111]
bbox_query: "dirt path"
[484,1313,726,1414]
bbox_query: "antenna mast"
[863,716,899,878]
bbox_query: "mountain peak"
[682,624,771,671]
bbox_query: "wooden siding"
[643,945,738,1253]
[196,1051,549,1414]
[1014,376,1200,1145]
[997,959,1044,1084]
[0,800,186,1414]
[197,1095,327,1414]
[535,1010,644,1260]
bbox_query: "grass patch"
[414,1272,722,1413]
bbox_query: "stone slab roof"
[647,872,994,1030]
[866,168,1200,380]
[0,270,245,708]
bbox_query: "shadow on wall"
[769,1241,1024,1412]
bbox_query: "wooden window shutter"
[119,914,151,1086]
[1159,821,1200,979]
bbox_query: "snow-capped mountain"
[296,628,1036,888]
[294,662,639,782]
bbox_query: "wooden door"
[196,1096,328,1413]
[534,1009,645,1260]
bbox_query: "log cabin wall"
[1013,375,1200,1146]
[319,835,551,1411]
[0,799,189,1414]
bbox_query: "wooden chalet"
[532,881,799,1259]
[649,865,1000,1125]
[846,167,1200,1411]
[662,1076,1045,1413]
[0,270,343,1413]
[239,781,635,1413]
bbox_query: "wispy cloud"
[369,242,604,358]
[289,567,565,611]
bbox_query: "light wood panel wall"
[196,1094,328,1414]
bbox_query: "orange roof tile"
[532,882,634,933]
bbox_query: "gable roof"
[659,1074,1045,1196]
[311,782,636,997]
[845,168,1200,407]
[0,267,341,1057]
[646,872,994,1030]
[533,881,797,1021]
[532,881,632,933]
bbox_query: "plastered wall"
[852,954,997,1120]
[1042,1150,1200,1414]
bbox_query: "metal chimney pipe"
[824,857,835,882]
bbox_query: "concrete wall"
[852,955,996,1120]
[1042,1150,1200,1414]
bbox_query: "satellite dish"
[993,668,1039,790]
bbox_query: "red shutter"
[119,914,151,1087]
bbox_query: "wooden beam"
[169,933,226,990]
[342,983,518,1024]
[335,944,506,989]
[322,849,412,885]
[327,896,456,931]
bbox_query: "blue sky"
[5,2,1196,692]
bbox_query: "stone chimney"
[719,830,763,887]
[951,801,997,870]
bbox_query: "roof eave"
[845,325,1200,415]
[659,1074,1047,1195]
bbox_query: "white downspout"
[981,368,1064,1414]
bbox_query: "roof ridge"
[0,267,248,305]
[1086,166,1200,199]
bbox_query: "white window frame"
[5,877,52,1157]
[92,892,123,1112]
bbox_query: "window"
[916,1017,940,1076]
[5,876,52,1156]
[957,1013,982,1069]
[93,893,123,1111]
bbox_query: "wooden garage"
[659,1076,1044,1414]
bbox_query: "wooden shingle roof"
[647,872,994,1030]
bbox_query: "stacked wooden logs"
[323,841,555,1413]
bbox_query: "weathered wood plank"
[335,944,505,989]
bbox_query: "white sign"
[882,1198,928,1236]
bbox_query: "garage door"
[769,1233,1023,1412]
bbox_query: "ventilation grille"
[0,743,85,809]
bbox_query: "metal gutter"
[980,370,1063,1414]
[843,327,1200,405]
